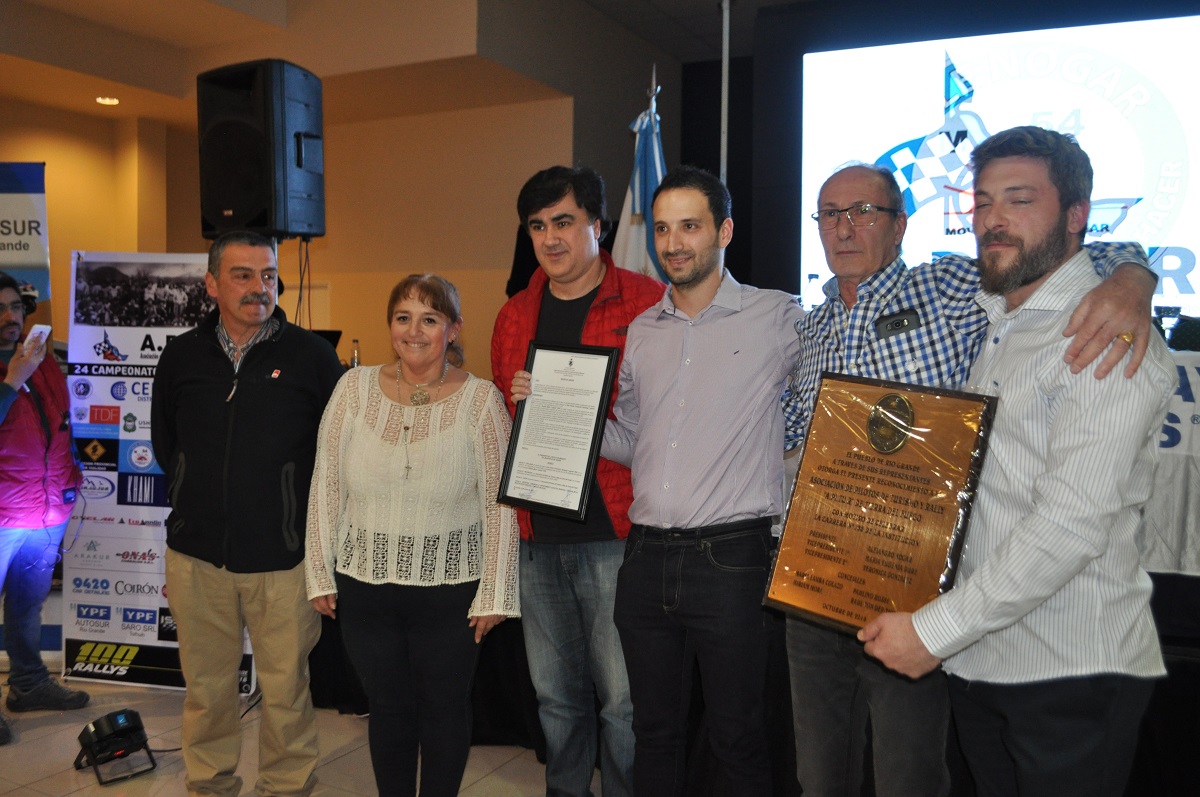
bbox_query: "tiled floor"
[0,680,582,796]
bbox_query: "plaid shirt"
[216,316,280,373]
[781,242,1148,451]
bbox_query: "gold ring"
[1117,331,1135,345]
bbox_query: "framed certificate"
[765,373,996,632]
[498,342,619,521]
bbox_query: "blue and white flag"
[0,162,51,303]
[612,106,666,280]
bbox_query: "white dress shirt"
[913,250,1173,683]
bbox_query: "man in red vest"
[0,271,89,746]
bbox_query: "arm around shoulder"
[1065,244,1156,379]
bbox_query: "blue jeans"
[0,522,68,692]
[613,522,773,797]
[520,539,634,797]
[787,617,950,797]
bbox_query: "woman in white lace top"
[305,274,519,797]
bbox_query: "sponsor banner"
[66,534,164,571]
[118,439,163,475]
[67,384,154,438]
[78,437,119,469]
[106,378,154,403]
[73,423,120,440]
[67,539,119,569]
[157,606,177,643]
[117,472,168,507]
[63,639,251,692]
[0,163,52,302]
[64,639,186,689]
[70,602,113,636]
[120,408,152,435]
[78,473,117,501]
[65,572,165,600]
[70,362,156,378]
[63,250,256,691]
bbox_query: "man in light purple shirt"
[601,166,802,796]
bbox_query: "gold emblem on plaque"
[867,393,914,454]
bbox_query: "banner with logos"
[0,162,51,307]
[63,251,253,692]
[1140,350,1200,576]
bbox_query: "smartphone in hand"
[24,323,52,355]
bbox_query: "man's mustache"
[240,292,272,305]
[979,231,1021,247]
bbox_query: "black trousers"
[948,673,1155,797]
[337,573,481,797]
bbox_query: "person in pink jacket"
[0,271,89,746]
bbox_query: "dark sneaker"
[0,713,11,745]
[5,680,90,713]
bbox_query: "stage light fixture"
[73,708,157,785]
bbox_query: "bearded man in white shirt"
[858,125,1174,797]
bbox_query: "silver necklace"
[397,359,448,405]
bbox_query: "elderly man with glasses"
[780,162,1155,797]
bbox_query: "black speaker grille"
[197,59,324,239]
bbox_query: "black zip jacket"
[151,307,343,573]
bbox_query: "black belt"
[630,518,771,541]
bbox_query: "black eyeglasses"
[811,203,900,230]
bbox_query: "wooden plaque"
[766,373,996,631]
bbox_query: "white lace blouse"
[305,366,519,618]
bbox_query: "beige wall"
[299,96,573,376]
[0,97,121,331]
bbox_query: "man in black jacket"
[151,231,343,797]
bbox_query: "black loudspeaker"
[197,59,325,240]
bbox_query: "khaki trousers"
[167,550,321,796]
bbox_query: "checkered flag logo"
[93,330,128,362]
[875,53,989,231]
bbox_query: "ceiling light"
[95,97,120,106]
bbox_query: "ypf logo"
[76,604,111,620]
[121,608,157,625]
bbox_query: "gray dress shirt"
[603,270,803,528]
